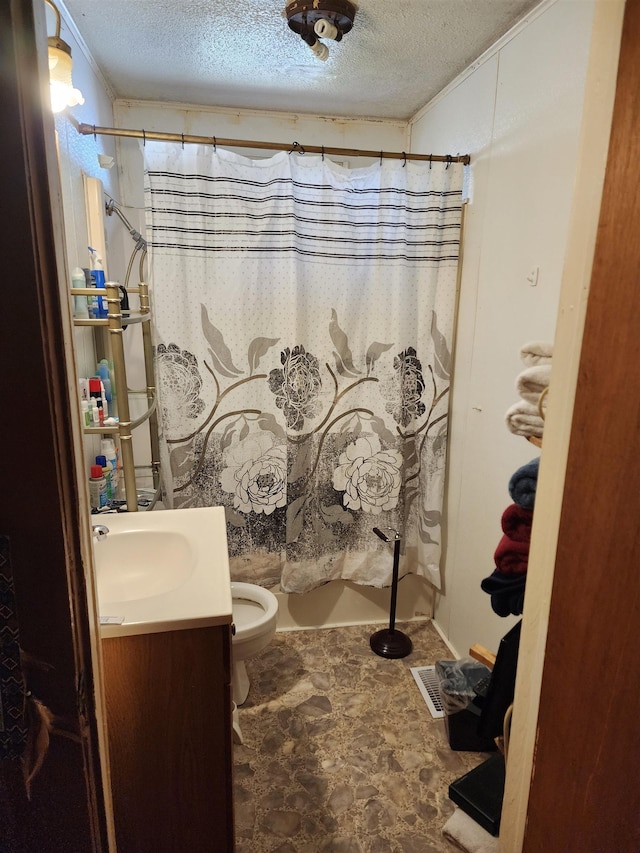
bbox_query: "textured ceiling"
[61,0,542,121]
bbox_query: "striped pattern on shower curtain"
[144,142,464,593]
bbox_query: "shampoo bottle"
[89,377,102,401]
[97,360,112,404]
[96,454,113,501]
[98,380,109,416]
[89,464,108,509]
[89,247,107,318]
[100,439,118,495]
[83,267,98,318]
[71,267,89,319]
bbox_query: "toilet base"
[231,701,243,744]
[233,659,250,706]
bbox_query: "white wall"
[49,2,124,474]
[409,0,596,656]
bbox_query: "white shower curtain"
[143,141,464,592]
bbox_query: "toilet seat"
[231,582,278,642]
[230,582,279,705]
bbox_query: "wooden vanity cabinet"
[101,623,234,852]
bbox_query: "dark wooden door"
[0,1,109,850]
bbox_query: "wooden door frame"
[501,0,628,849]
[0,1,111,849]
[523,0,640,846]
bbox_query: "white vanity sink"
[97,529,195,604]
[92,506,232,638]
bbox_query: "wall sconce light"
[45,0,84,112]
[285,0,357,62]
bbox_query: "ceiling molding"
[113,98,408,131]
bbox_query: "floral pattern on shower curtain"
[143,141,464,593]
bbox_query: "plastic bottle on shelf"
[100,439,119,495]
[71,267,89,319]
[96,454,114,501]
[99,380,109,415]
[97,360,112,404]
[89,247,107,318]
[83,267,98,318]
[89,464,108,509]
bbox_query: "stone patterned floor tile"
[234,620,489,852]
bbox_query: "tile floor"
[233,620,488,852]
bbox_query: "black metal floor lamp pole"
[369,527,413,659]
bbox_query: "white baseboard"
[430,618,460,659]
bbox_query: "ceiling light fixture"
[285,0,357,62]
[45,0,84,113]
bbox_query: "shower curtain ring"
[321,145,325,161]
[429,155,432,170]
[142,129,146,147]
[93,124,97,141]
[289,141,305,156]
[213,136,217,152]
[181,133,185,149]
[446,154,452,169]
[380,150,383,166]
[402,152,407,167]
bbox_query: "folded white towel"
[516,364,552,405]
[442,808,499,853]
[520,341,553,367]
[506,399,544,438]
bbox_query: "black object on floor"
[436,659,497,752]
[448,752,506,836]
[476,619,522,740]
[445,698,498,752]
[369,527,412,659]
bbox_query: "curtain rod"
[76,123,471,166]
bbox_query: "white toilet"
[231,581,278,707]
